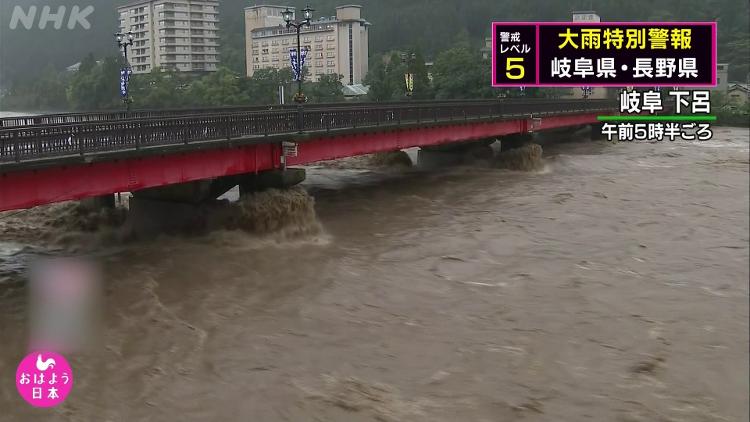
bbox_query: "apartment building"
[117,0,220,74]
[245,5,370,84]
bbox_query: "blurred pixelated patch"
[29,257,102,354]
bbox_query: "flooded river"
[1,127,748,421]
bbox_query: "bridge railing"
[0,100,615,165]
[0,98,601,129]
[0,105,291,128]
[302,100,611,131]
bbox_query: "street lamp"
[116,31,134,55]
[283,5,314,103]
[115,31,135,111]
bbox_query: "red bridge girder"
[0,112,599,212]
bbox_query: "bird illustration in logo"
[36,354,56,371]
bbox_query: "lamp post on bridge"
[115,31,134,111]
[283,5,314,104]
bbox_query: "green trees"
[364,59,393,101]
[1,62,352,111]
[364,49,432,101]
[188,68,250,107]
[128,68,190,109]
[35,66,69,110]
[431,45,493,100]
[66,56,121,110]
[245,68,291,105]
[2,65,69,111]
[305,74,345,103]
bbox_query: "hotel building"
[117,0,220,74]
[245,5,370,84]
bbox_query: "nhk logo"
[9,5,95,30]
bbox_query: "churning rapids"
[0,128,748,421]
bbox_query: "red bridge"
[0,99,615,213]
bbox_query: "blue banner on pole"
[289,49,298,80]
[299,48,307,75]
[120,67,132,98]
[289,48,308,81]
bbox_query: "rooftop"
[244,4,292,10]
[342,84,369,97]
[250,13,370,35]
[119,0,218,8]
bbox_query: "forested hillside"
[1,0,748,87]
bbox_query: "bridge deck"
[0,100,613,169]
[0,99,601,129]
[0,100,616,211]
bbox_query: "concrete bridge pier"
[125,168,307,238]
[238,168,307,197]
[79,194,116,212]
[417,140,496,169]
[501,133,534,151]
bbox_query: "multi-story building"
[117,0,220,74]
[245,5,370,85]
[715,63,729,92]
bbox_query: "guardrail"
[0,100,615,165]
[0,98,603,128]
[0,105,284,128]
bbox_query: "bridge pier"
[501,133,534,151]
[125,168,307,238]
[79,194,116,212]
[417,140,495,168]
[126,196,213,237]
[238,168,307,196]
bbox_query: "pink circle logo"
[16,351,74,407]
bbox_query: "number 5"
[506,58,525,80]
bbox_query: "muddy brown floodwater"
[0,128,748,421]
